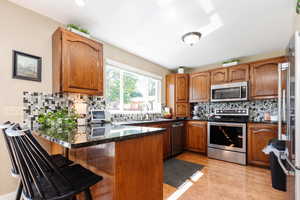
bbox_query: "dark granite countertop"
[33,124,166,149]
[114,118,181,125]
[247,120,278,124]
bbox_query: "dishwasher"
[171,122,184,156]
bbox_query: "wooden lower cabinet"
[150,123,172,159]
[185,121,207,154]
[247,123,278,167]
[132,122,172,159]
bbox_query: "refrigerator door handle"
[278,152,295,176]
[278,63,282,140]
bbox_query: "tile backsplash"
[23,92,162,129]
[191,99,278,122]
[23,92,105,129]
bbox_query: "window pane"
[148,78,156,97]
[105,62,161,113]
[106,66,120,110]
[123,72,143,111]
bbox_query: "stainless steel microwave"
[211,81,248,102]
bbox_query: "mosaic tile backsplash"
[23,92,162,129]
[191,99,278,122]
[23,92,106,129]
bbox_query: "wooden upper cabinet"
[175,103,189,118]
[52,27,103,95]
[228,64,249,82]
[175,74,189,102]
[210,68,228,85]
[185,121,207,154]
[165,74,175,110]
[247,123,277,167]
[189,72,210,102]
[250,57,286,100]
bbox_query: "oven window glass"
[212,87,241,100]
[210,125,243,148]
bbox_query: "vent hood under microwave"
[211,81,248,102]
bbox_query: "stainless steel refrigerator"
[278,31,300,200]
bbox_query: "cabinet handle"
[252,129,273,134]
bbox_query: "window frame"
[105,59,162,114]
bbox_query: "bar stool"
[1,122,74,200]
[3,123,102,200]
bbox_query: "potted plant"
[67,24,91,38]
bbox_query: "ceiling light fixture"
[182,32,202,46]
[75,0,87,7]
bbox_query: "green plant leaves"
[37,108,79,129]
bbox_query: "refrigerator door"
[285,31,300,200]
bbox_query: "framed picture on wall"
[12,50,42,82]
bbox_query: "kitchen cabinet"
[166,74,189,118]
[151,123,172,159]
[228,64,249,82]
[52,27,103,95]
[247,123,277,167]
[189,72,210,102]
[250,57,286,100]
[185,121,207,154]
[175,74,189,102]
[131,122,172,159]
[210,68,228,85]
[175,103,189,118]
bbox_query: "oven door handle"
[208,122,246,127]
[252,129,273,134]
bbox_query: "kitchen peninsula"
[34,124,165,200]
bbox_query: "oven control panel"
[214,109,249,116]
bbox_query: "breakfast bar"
[34,124,165,200]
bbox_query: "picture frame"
[12,50,42,82]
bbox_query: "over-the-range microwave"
[211,81,248,102]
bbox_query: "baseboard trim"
[0,192,16,200]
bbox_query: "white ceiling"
[9,0,295,69]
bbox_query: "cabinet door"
[211,68,228,85]
[62,31,103,95]
[186,121,207,153]
[228,64,249,82]
[175,74,189,102]
[161,124,171,159]
[146,123,171,159]
[175,103,189,118]
[165,74,175,115]
[247,123,277,167]
[189,72,210,102]
[250,57,286,100]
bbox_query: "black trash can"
[268,139,286,191]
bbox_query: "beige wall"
[0,0,170,195]
[295,14,300,31]
[185,50,285,73]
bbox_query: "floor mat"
[164,158,204,188]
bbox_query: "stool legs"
[15,181,22,200]
[84,188,92,200]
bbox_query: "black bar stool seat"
[28,164,102,200]
[50,154,73,168]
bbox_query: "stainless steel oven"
[207,109,248,165]
[211,81,248,102]
[208,122,246,153]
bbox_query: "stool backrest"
[4,124,74,199]
[1,121,19,176]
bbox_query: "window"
[105,62,162,113]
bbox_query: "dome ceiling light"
[75,0,87,7]
[182,32,202,46]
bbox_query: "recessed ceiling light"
[182,32,202,46]
[75,0,87,7]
